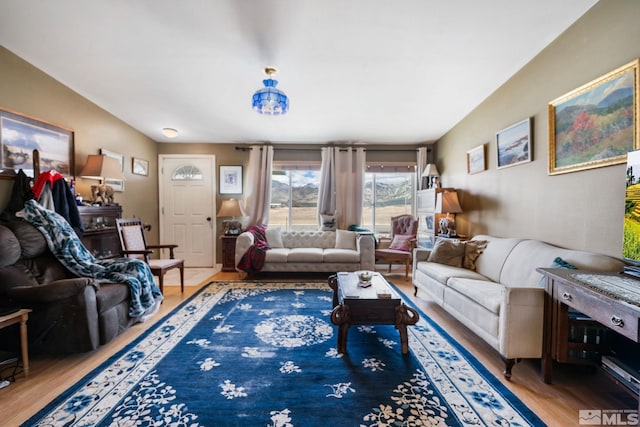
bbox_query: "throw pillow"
[389,234,415,252]
[427,238,465,267]
[462,240,488,271]
[320,213,337,231]
[265,227,283,248]
[336,229,357,250]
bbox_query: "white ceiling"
[0,0,597,145]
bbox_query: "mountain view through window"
[269,169,414,233]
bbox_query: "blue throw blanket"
[18,200,162,317]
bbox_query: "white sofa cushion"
[499,239,625,286]
[336,229,356,250]
[472,235,524,283]
[282,231,336,249]
[416,261,486,284]
[265,227,284,248]
[287,248,324,262]
[447,277,503,314]
[265,248,289,263]
[324,248,360,263]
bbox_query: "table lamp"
[421,164,439,189]
[217,198,245,235]
[435,190,463,237]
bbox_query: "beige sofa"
[412,234,624,378]
[235,228,376,273]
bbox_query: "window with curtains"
[362,164,416,235]
[269,163,321,231]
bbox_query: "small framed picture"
[132,157,149,176]
[219,165,243,194]
[100,148,125,191]
[496,118,532,169]
[467,144,486,174]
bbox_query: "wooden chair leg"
[158,273,164,294]
[179,265,184,293]
[388,263,392,273]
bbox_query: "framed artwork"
[548,58,640,175]
[219,165,243,194]
[100,148,125,191]
[0,107,74,179]
[466,144,486,174]
[496,118,532,169]
[132,157,149,176]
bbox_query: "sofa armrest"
[7,278,98,303]
[356,233,376,270]
[412,248,431,276]
[499,286,545,358]
[235,231,255,268]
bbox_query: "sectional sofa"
[412,234,624,378]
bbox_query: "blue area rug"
[24,281,545,426]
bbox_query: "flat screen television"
[623,149,640,277]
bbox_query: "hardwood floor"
[1,266,635,426]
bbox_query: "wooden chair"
[375,214,418,279]
[115,218,184,293]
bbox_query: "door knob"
[206,217,212,222]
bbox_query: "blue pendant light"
[252,67,289,115]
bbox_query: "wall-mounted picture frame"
[220,165,243,194]
[496,118,532,169]
[467,144,486,174]
[100,148,125,191]
[132,157,149,176]
[548,58,640,175]
[0,107,74,179]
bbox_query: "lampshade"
[217,198,245,217]
[80,155,125,181]
[252,67,289,115]
[435,191,463,214]
[421,163,439,178]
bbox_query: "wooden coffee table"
[328,272,419,354]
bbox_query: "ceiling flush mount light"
[162,128,178,138]
[252,66,289,115]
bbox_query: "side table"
[221,235,238,272]
[0,309,32,377]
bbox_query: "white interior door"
[159,155,215,267]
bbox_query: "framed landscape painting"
[0,107,74,179]
[467,144,486,174]
[496,118,532,169]
[548,59,640,175]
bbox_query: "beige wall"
[0,46,160,243]
[158,142,422,261]
[435,0,640,258]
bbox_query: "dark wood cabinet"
[78,205,123,259]
[221,235,238,272]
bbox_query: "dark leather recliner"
[0,221,135,354]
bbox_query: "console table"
[538,268,640,411]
